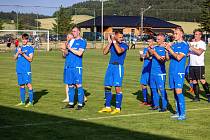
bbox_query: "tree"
[53,5,75,35]
[0,20,4,30]
[199,0,210,32]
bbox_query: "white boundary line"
[0,107,210,129]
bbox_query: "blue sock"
[190,83,193,88]
[142,88,148,102]
[105,91,112,107]
[78,87,84,106]
[174,92,180,115]
[177,93,185,116]
[68,86,75,105]
[151,88,159,107]
[20,87,25,103]
[160,89,167,109]
[28,89,33,103]
[116,92,123,109]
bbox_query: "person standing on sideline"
[165,27,189,120]
[14,33,35,107]
[60,33,75,103]
[189,29,210,102]
[63,27,87,110]
[98,31,129,114]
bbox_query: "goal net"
[0,30,50,51]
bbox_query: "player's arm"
[165,50,170,61]
[21,52,33,62]
[68,47,84,56]
[189,45,204,56]
[14,50,19,60]
[60,42,68,57]
[148,48,164,61]
[165,43,185,61]
[103,35,112,55]
[113,41,125,54]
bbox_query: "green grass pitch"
[0,49,210,140]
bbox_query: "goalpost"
[0,29,50,51]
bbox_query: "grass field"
[0,49,210,140]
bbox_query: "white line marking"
[0,107,210,129]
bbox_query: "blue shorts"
[150,73,166,89]
[104,64,124,87]
[17,72,32,85]
[169,72,185,89]
[63,67,82,85]
[140,71,150,85]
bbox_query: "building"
[78,15,180,37]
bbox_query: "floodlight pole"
[140,6,151,37]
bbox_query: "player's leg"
[98,65,113,113]
[140,72,149,105]
[15,73,26,106]
[199,66,210,102]
[111,65,124,114]
[74,67,84,110]
[63,68,69,102]
[157,74,167,112]
[190,66,200,101]
[25,72,33,107]
[174,74,186,120]
[149,74,160,110]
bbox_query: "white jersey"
[189,40,206,66]
[69,39,75,47]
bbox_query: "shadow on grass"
[0,105,179,140]
[132,90,175,114]
[25,89,49,105]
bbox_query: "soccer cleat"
[25,102,33,108]
[98,107,112,113]
[110,109,121,115]
[62,104,74,109]
[159,108,167,112]
[75,105,83,110]
[140,102,152,106]
[149,106,160,111]
[177,115,186,120]
[171,114,179,119]
[191,98,200,102]
[15,102,25,106]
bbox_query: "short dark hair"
[193,29,203,35]
[115,31,123,35]
[175,27,184,34]
[72,26,81,32]
[157,33,165,38]
[22,33,29,39]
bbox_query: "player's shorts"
[140,70,150,85]
[150,73,166,89]
[17,72,32,85]
[169,72,185,89]
[64,66,82,85]
[189,66,205,80]
[104,64,124,87]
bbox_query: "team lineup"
[14,26,210,121]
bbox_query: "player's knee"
[20,85,25,88]
[76,84,82,88]
[115,87,121,93]
[104,86,111,92]
[68,85,75,88]
[27,83,32,88]
[175,88,182,94]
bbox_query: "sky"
[0,0,87,16]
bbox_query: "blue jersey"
[15,45,34,73]
[142,47,152,72]
[151,46,166,74]
[109,42,128,65]
[68,38,86,68]
[169,41,189,74]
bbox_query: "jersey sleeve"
[28,46,34,55]
[79,40,87,50]
[143,48,148,55]
[200,41,206,51]
[180,43,189,56]
[14,48,18,55]
[121,43,129,51]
